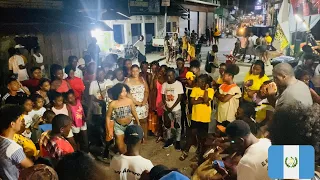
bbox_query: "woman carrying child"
[50,64,71,93]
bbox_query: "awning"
[0,8,112,34]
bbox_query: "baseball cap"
[124,125,144,145]
[159,171,189,180]
[14,44,25,49]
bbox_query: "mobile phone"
[213,160,225,168]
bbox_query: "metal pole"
[164,6,167,36]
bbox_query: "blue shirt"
[39,124,52,132]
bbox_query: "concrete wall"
[199,12,206,35]
[179,17,188,37]
[207,12,215,28]
[104,15,179,47]
[190,11,198,33]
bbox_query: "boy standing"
[110,125,153,180]
[161,68,184,150]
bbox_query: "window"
[113,24,125,44]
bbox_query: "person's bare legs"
[140,118,148,141]
[80,130,89,153]
[116,134,126,154]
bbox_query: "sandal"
[179,152,188,161]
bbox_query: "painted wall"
[179,17,188,37]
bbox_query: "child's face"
[67,93,76,104]
[8,81,20,91]
[219,66,226,76]
[166,71,175,83]
[222,73,232,83]
[34,98,44,109]
[151,65,158,74]
[300,74,310,85]
[190,67,200,76]
[24,100,33,112]
[41,81,51,92]
[44,115,55,124]
[252,64,262,76]
[54,96,64,106]
[236,107,244,119]
[198,79,206,89]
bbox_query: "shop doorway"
[113,24,125,44]
[145,23,155,44]
[131,23,141,44]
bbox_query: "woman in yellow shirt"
[187,42,196,62]
[265,32,272,45]
[213,28,221,45]
[182,32,189,59]
[243,60,269,102]
[180,74,214,162]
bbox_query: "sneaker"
[175,141,181,151]
[163,139,173,149]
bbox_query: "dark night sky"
[238,0,259,13]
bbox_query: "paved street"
[144,37,273,84]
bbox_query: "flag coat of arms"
[268,145,315,179]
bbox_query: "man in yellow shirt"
[179,74,214,164]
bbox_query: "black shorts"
[191,120,209,138]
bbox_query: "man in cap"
[110,125,153,180]
[214,120,271,180]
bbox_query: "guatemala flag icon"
[268,145,315,179]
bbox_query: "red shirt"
[22,78,40,93]
[67,77,85,100]
[39,131,74,160]
[178,67,188,79]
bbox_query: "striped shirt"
[0,136,26,180]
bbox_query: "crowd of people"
[1,40,320,180]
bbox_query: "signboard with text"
[162,0,170,6]
[290,0,320,16]
[129,0,160,15]
[0,0,63,9]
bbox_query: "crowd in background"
[1,39,320,180]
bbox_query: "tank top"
[68,100,84,127]
[52,104,68,116]
[56,80,69,93]
[32,53,44,70]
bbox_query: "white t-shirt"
[113,79,124,85]
[110,154,153,180]
[133,40,145,55]
[161,81,184,112]
[248,35,258,47]
[8,55,29,81]
[237,138,271,180]
[89,79,114,99]
[28,107,46,126]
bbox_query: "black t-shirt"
[3,92,27,105]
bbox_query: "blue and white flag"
[268,145,315,179]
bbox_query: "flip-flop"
[179,152,188,161]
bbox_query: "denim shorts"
[114,120,134,135]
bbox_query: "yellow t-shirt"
[255,104,275,123]
[217,84,242,123]
[182,36,188,50]
[13,134,38,158]
[190,87,214,123]
[265,36,272,44]
[216,76,223,85]
[243,72,269,101]
[188,44,196,58]
[214,30,221,36]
